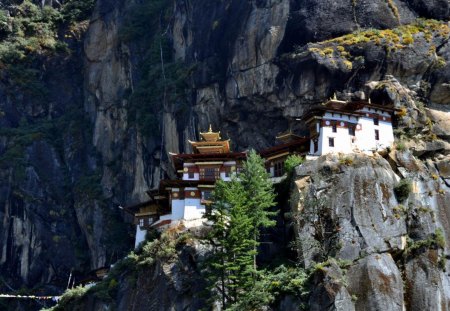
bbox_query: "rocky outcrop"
[291,152,450,310]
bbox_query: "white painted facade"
[149,160,238,231]
[135,225,147,248]
[308,105,394,156]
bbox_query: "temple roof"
[200,124,221,142]
[122,199,160,214]
[260,137,309,159]
[276,131,305,144]
[299,99,396,122]
[189,125,230,154]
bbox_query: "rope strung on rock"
[0,294,60,301]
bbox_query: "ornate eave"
[188,125,231,154]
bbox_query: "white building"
[124,126,245,248]
[301,99,395,156]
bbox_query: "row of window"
[187,168,232,180]
[331,124,356,136]
[138,217,155,227]
[328,129,379,147]
[330,117,379,133]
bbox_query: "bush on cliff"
[394,178,412,202]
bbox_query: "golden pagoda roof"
[200,124,221,142]
[189,124,230,154]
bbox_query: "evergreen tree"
[203,150,276,309]
[204,179,256,308]
[239,150,277,269]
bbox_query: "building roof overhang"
[260,137,309,159]
[159,179,216,189]
[170,152,247,170]
[123,199,159,215]
[297,100,397,122]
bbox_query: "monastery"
[302,97,395,156]
[123,97,397,247]
[123,126,246,247]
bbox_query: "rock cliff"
[0,0,449,310]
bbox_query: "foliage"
[395,141,407,151]
[137,229,192,266]
[386,0,400,23]
[120,0,193,137]
[0,0,95,103]
[0,102,92,179]
[404,228,446,259]
[44,285,89,311]
[338,155,354,166]
[291,193,339,262]
[394,178,412,202]
[240,150,278,239]
[203,150,277,309]
[305,19,450,68]
[120,0,170,42]
[203,178,257,308]
[284,154,304,175]
[60,0,95,24]
[73,168,104,202]
[49,229,194,310]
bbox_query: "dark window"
[224,167,231,177]
[348,126,355,136]
[373,118,379,125]
[274,161,284,177]
[375,129,380,141]
[329,137,335,147]
[200,167,219,180]
[314,140,319,153]
[188,171,194,179]
[332,124,337,132]
[202,191,212,201]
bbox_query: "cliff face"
[293,152,450,310]
[0,0,450,309]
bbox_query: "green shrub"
[435,228,446,249]
[338,156,353,166]
[61,0,95,23]
[284,154,304,174]
[227,265,307,311]
[394,179,412,202]
[395,141,407,151]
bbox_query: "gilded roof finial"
[333,92,337,100]
[208,124,213,133]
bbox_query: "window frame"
[375,129,380,141]
[348,125,355,136]
[329,137,335,147]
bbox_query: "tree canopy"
[203,150,277,309]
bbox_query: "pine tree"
[203,150,277,309]
[204,179,256,308]
[239,150,277,270]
